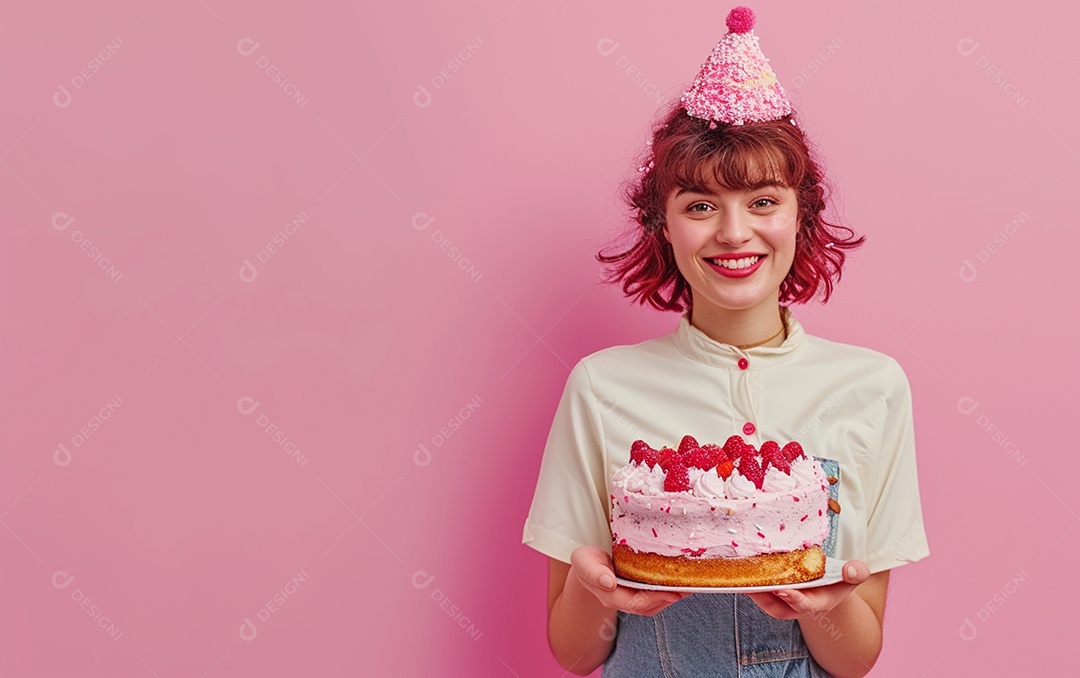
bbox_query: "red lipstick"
[704,254,765,279]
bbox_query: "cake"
[610,435,835,587]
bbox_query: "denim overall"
[601,593,830,677]
[603,459,841,677]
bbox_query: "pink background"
[2,0,1076,675]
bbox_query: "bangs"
[660,133,803,196]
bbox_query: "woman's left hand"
[745,559,870,620]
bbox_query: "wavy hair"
[599,103,864,312]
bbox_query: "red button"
[737,357,749,370]
[742,422,756,435]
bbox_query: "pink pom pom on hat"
[680,6,793,128]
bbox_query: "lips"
[704,254,765,278]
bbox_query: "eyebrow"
[675,181,786,197]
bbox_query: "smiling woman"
[522,7,929,677]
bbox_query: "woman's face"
[663,179,799,319]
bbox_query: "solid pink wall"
[2,1,1076,675]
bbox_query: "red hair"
[599,103,864,312]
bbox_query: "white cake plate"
[614,556,845,593]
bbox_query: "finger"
[634,592,684,608]
[842,559,871,585]
[571,545,617,591]
[774,588,811,614]
[745,592,799,620]
[772,561,872,615]
[623,591,649,613]
[623,590,684,613]
[794,559,871,600]
[638,601,681,616]
[570,544,612,569]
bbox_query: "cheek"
[663,219,696,253]
[661,210,679,244]
[768,213,799,252]
[766,209,798,232]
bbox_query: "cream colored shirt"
[522,310,930,574]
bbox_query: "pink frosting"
[610,459,830,558]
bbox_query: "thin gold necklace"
[734,319,787,350]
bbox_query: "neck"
[688,299,786,349]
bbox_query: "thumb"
[841,559,870,585]
[571,544,617,592]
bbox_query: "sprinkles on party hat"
[680,6,793,127]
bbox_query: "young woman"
[523,8,929,677]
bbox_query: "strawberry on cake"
[610,435,835,587]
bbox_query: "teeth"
[710,256,761,270]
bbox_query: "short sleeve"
[862,359,931,573]
[522,360,611,564]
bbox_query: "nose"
[714,208,753,246]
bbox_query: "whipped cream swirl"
[723,469,757,499]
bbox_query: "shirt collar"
[671,307,805,368]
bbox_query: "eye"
[687,202,714,213]
[751,198,778,209]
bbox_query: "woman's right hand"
[570,544,689,616]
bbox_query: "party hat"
[680,6,793,127]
